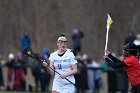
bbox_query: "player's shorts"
[52,78,75,93]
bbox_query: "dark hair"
[123,43,138,56]
[61,33,66,37]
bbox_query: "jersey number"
[58,64,62,70]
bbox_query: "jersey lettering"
[58,64,62,69]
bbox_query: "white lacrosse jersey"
[49,49,77,93]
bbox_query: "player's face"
[123,50,129,57]
[57,40,67,51]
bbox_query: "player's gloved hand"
[104,49,110,55]
[104,49,110,58]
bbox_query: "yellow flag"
[107,14,113,29]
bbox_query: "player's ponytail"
[61,33,66,37]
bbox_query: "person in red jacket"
[104,43,140,93]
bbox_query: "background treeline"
[0,0,140,60]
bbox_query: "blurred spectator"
[20,32,31,63]
[31,54,51,92]
[6,53,25,91]
[71,28,84,55]
[43,48,50,61]
[13,56,25,91]
[16,51,26,91]
[6,53,16,91]
[87,57,104,93]
[74,54,82,93]
[80,54,89,93]
[134,34,140,59]
[106,53,118,93]
[20,32,31,50]
[100,57,108,72]
[124,32,136,45]
[0,54,4,89]
[30,54,41,92]
[134,34,140,46]
[75,54,89,93]
[42,49,51,92]
[16,51,27,75]
[116,55,129,93]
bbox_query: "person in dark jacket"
[20,32,31,63]
[0,54,4,88]
[31,54,51,92]
[71,28,84,55]
[124,32,136,45]
[20,32,31,50]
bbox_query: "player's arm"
[42,61,55,75]
[104,49,127,69]
[67,63,78,76]
[60,63,77,79]
[108,54,123,63]
[104,57,127,69]
[105,49,122,63]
